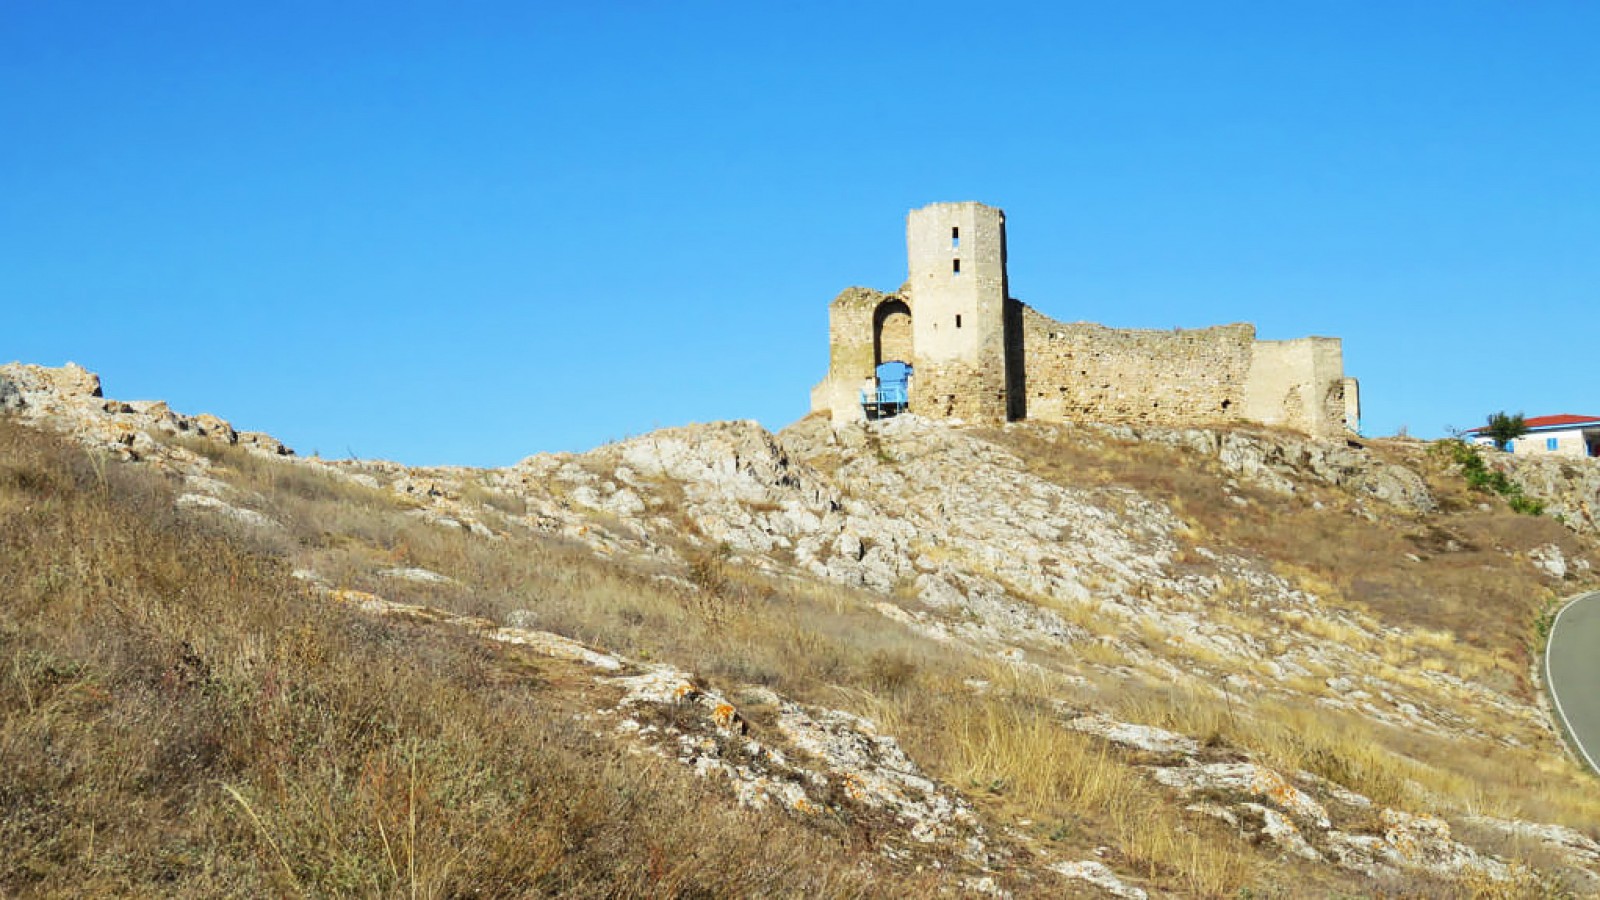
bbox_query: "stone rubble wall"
[1244,336,1354,438]
[816,295,1355,435]
[875,299,913,365]
[908,358,1008,422]
[1016,306,1256,427]
[809,286,892,423]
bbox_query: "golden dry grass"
[985,426,1600,862]
[13,424,1265,895]
[994,427,1598,654]
[0,419,913,897]
[10,409,1600,897]
[840,663,1276,898]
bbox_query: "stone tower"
[905,202,1010,421]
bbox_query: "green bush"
[1442,440,1544,516]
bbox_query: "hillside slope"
[3,361,1600,898]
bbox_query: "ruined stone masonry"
[811,201,1361,437]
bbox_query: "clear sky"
[4,2,1597,466]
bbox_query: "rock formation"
[5,361,1599,896]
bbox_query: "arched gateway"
[873,299,912,367]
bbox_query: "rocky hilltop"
[4,361,1600,897]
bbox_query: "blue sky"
[4,2,1597,466]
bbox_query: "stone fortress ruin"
[811,202,1360,438]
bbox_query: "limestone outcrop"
[1494,452,1600,535]
[0,361,292,462]
[6,361,1599,896]
[1023,421,1437,513]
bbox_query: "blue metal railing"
[860,380,909,419]
[864,384,907,406]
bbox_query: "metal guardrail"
[860,383,909,420]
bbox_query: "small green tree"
[1483,411,1529,450]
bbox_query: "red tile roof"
[1468,414,1600,434]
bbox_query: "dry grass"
[167,434,1321,894]
[3,418,1288,895]
[0,419,909,896]
[849,665,1276,898]
[991,426,1599,665]
[986,424,1600,849]
[11,409,1599,896]
[458,476,528,516]
[1113,678,1600,831]
[994,427,1590,641]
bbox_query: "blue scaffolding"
[861,362,911,420]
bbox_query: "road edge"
[1544,590,1600,777]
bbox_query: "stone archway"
[874,299,912,367]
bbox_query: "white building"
[1469,414,1600,457]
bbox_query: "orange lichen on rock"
[839,773,868,803]
[330,588,385,607]
[1247,766,1329,826]
[1382,809,1451,862]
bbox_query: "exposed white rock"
[1065,713,1200,755]
[1465,815,1600,883]
[0,374,23,411]
[1529,543,1568,579]
[175,492,278,529]
[377,566,456,585]
[1296,770,1374,809]
[0,362,290,463]
[491,626,625,672]
[1186,800,1321,860]
[290,568,328,588]
[182,472,234,498]
[1047,860,1147,899]
[1378,809,1511,881]
[1149,762,1331,828]
[1092,423,1436,513]
[312,580,984,858]
[1243,803,1321,861]
[1496,452,1600,535]
[1322,831,1398,878]
[611,667,705,707]
[775,700,978,844]
[1324,809,1515,882]
[14,362,1539,757]
[959,875,1009,897]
